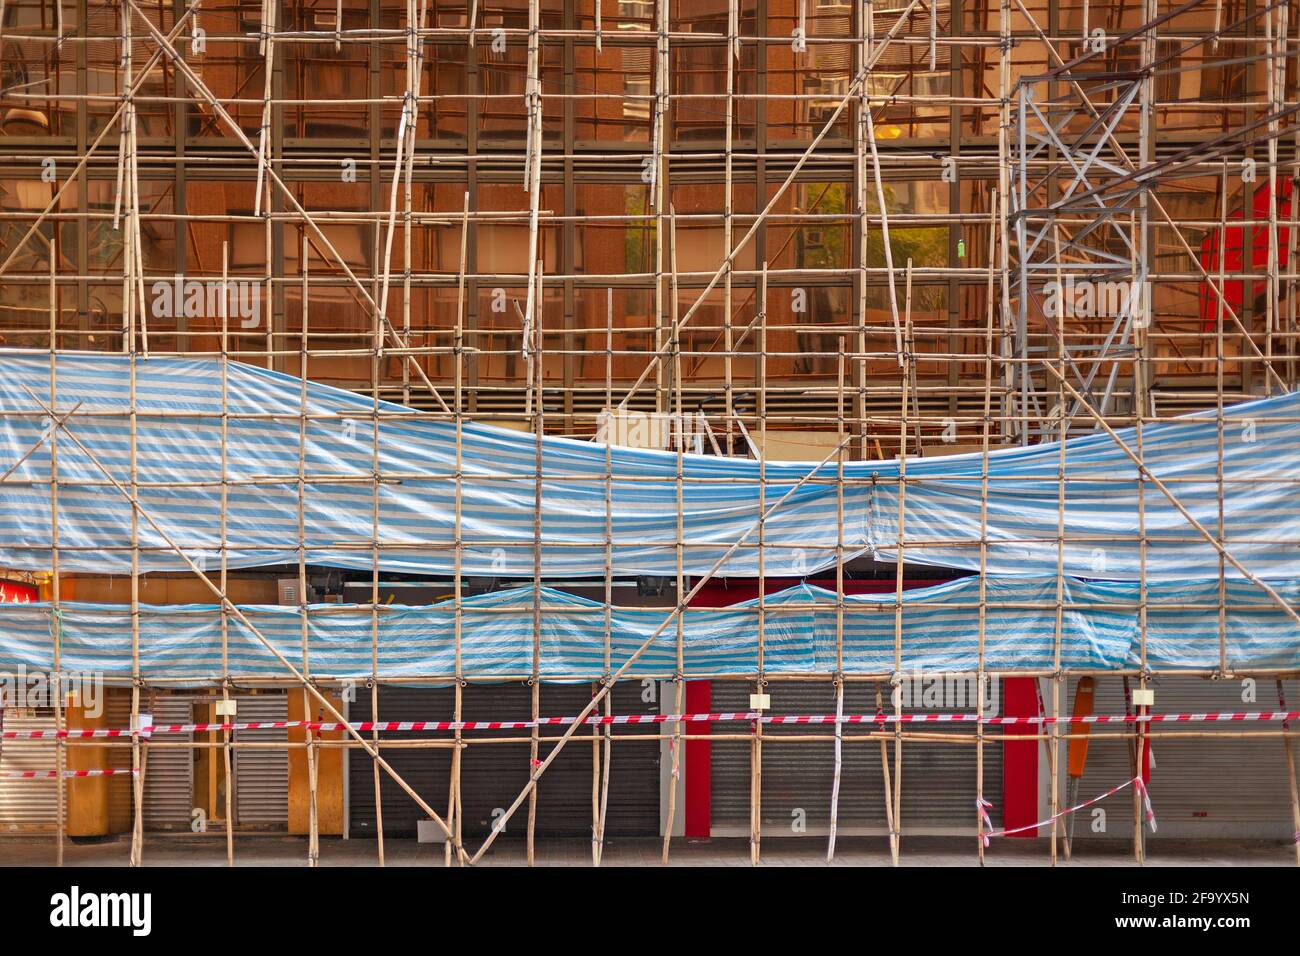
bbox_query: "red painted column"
[1001,677,1040,836]
[683,679,711,838]
[680,576,956,840]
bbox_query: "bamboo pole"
[220,243,236,866]
[826,337,847,862]
[889,260,913,866]
[369,173,387,869]
[751,261,769,867]
[47,234,64,869]
[446,192,470,867]
[661,207,685,864]
[595,288,615,866]
[1048,222,1066,867]
[976,186,999,864]
[527,256,544,866]
[1277,679,1300,866]
[298,229,320,867]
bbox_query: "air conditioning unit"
[277,579,317,606]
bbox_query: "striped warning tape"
[2,710,1298,740]
[980,776,1156,844]
[0,768,139,780]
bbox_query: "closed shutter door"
[143,695,193,831]
[234,693,289,830]
[1064,676,1300,839]
[0,710,57,831]
[711,681,1002,835]
[349,683,659,839]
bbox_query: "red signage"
[0,580,38,604]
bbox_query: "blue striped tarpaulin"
[0,576,1295,682]
[1,350,1297,581]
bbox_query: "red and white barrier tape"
[981,775,1156,844]
[0,768,138,779]
[3,710,1298,740]
[976,796,994,840]
[1137,778,1158,833]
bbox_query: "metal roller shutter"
[234,693,289,830]
[0,695,137,834]
[0,709,57,831]
[1063,675,1300,840]
[349,682,660,839]
[143,695,194,831]
[711,680,1002,836]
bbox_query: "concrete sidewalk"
[0,835,1292,867]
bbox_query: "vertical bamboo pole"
[522,2,547,866]
[128,34,146,359]
[591,228,605,875]
[1287,7,1300,390]
[1265,1,1281,375]
[590,673,600,859]
[863,106,904,362]
[876,679,896,849]
[405,0,430,410]
[447,192,470,866]
[219,243,235,866]
[661,207,685,864]
[47,235,64,868]
[1132,1,1159,862]
[295,233,318,867]
[120,0,134,355]
[1216,159,1228,680]
[252,0,277,219]
[651,0,669,416]
[997,0,1014,438]
[863,0,896,851]
[527,255,545,866]
[1277,680,1300,866]
[595,287,615,866]
[750,261,768,867]
[1048,225,1066,867]
[826,338,846,861]
[121,10,144,851]
[1134,0,1157,852]
[1132,236,1150,865]
[976,187,999,864]
[369,175,386,869]
[854,0,871,459]
[127,238,144,868]
[255,0,278,372]
[723,0,736,454]
[889,260,914,867]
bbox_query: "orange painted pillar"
[65,692,109,837]
[288,690,344,835]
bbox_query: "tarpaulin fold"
[0,576,1296,681]
[1,350,1298,581]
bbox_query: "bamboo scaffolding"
[3,0,1300,868]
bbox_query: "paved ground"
[0,835,1293,866]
